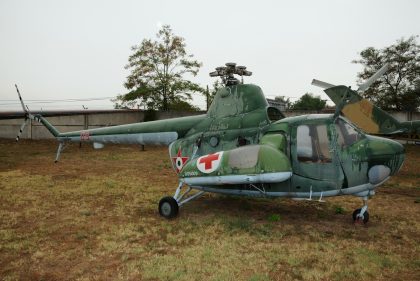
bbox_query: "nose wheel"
[159,196,179,219]
[158,182,205,219]
[353,197,369,224]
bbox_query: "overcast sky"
[0,0,419,111]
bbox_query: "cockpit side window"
[297,124,332,163]
[267,107,285,122]
[335,118,363,147]
[297,125,313,160]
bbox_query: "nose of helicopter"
[366,136,405,185]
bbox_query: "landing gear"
[158,182,205,219]
[353,197,369,224]
[353,208,369,224]
[159,197,179,219]
[55,141,69,163]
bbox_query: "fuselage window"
[335,118,363,147]
[297,124,332,163]
[315,125,332,162]
[267,107,285,122]
[297,125,313,161]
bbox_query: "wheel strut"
[158,182,205,219]
[353,196,369,224]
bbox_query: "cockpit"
[296,117,365,163]
[334,117,364,147]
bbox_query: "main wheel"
[159,196,179,219]
[352,208,369,224]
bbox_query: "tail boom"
[34,115,60,137]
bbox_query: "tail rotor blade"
[358,63,389,92]
[14,85,35,141]
[16,117,29,142]
[15,84,28,113]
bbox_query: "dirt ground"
[0,139,419,281]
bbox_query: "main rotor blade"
[311,79,336,89]
[358,63,389,92]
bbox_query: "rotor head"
[210,63,252,86]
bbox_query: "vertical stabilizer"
[324,86,401,134]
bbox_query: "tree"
[169,99,201,111]
[352,36,420,111]
[114,25,202,111]
[402,80,420,112]
[291,93,326,111]
[204,79,223,110]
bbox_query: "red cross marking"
[199,153,220,170]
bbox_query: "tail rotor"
[16,116,29,142]
[15,84,35,142]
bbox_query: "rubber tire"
[159,196,179,219]
[352,208,369,224]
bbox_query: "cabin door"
[332,118,369,188]
[290,121,344,194]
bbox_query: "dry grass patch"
[0,139,419,280]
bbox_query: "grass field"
[0,139,419,281]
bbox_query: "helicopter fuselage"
[50,83,405,201]
[16,78,406,221]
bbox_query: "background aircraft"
[14,63,405,223]
[312,64,420,142]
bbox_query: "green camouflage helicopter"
[15,63,405,223]
[312,64,420,142]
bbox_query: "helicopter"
[14,63,405,223]
[312,64,420,142]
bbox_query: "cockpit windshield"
[335,118,364,147]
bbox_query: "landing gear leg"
[158,182,205,219]
[55,141,68,163]
[353,196,369,224]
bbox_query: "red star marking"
[198,153,220,170]
[80,131,90,141]
[172,148,189,173]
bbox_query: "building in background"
[266,98,287,111]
